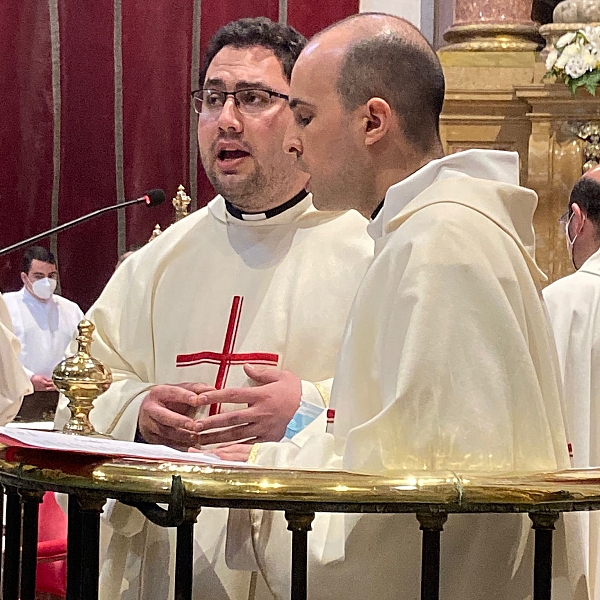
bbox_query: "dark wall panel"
[1,1,360,311]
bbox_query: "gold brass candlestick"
[148,223,162,242]
[52,320,112,436]
[173,185,191,222]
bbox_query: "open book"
[0,426,249,467]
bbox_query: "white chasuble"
[4,287,83,379]
[53,193,373,600]
[229,151,588,600]
[544,248,600,599]
[0,292,32,422]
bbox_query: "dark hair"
[199,17,306,87]
[570,177,600,229]
[22,246,56,274]
[337,33,445,152]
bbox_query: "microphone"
[0,189,166,258]
[142,189,166,207]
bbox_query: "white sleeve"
[281,378,332,445]
[250,432,342,470]
[0,296,32,424]
[300,378,331,408]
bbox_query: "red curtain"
[0,0,358,312]
[0,2,55,296]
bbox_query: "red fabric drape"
[0,1,55,293]
[289,0,360,38]
[121,1,198,248]
[1,0,358,312]
[56,0,118,308]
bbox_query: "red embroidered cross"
[176,295,279,415]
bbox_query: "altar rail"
[1,448,600,600]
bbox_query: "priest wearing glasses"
[55,17,373,600]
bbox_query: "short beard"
[204,162,268,210]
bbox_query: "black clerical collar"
[371,199,385,221]
[225,189,308,221]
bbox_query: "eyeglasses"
[558,210,572,226]
[191,88,289,116]
[558,209,573,238]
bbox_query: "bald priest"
[219,13,589,600]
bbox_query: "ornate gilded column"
[444,0,542,51]
[514,84,600,282]
[438,1,539,189]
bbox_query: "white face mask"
[30,277,57,300]
[565,212,583,268]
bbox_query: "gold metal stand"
[52,320,112,436]
[2,451,600,600]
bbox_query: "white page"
[5,421,55,431]
[0,426,251,467]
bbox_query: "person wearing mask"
[544,167,600,599]
[4,245,83,391]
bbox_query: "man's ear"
[362,98,392,146]
[20,272,28,286]
[572,203,586,235]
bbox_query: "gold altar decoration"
[145,185,191,242]
[513,85,600,280]
[52,320,112,437]
[572,121,600,170]
[438,0,600,285]
[148,223,162,242]
[173,184,191,222]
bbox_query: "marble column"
[454,0,534,25]
[443,0,542,51]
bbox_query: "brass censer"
[53,320,112,436]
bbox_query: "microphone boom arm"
[0,196,149,258]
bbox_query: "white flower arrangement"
[545,26,600,94]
